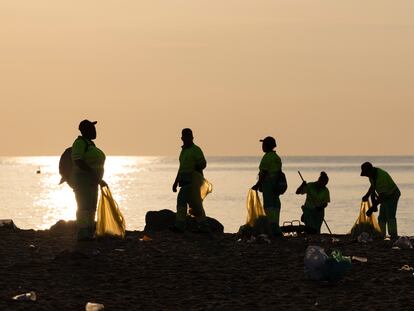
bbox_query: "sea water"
[0,156,412,234]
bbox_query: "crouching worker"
[296,172,330,234]
[171,128,209,233]
[252,136,283,237]
[72,120,107,241]
[361,162,400,238]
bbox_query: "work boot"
[387,219,398,239]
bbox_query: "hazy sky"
[1,1,413,156]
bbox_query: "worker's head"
[360,162,374,177]
[181,128,194,146]
[260,136,277,152]
[317,171,329,187]
[79,119,97,140]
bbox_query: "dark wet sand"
[0,226,413,310]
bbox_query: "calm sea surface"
[0,156,413,234]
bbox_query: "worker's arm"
[362,185,374,201]
[74,159,106,186]
[172,171,180,193]
[316,203,328,211]
[195,158,207,173]
[296,181,307,194]
[252,170,267,190]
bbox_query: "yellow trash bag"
[349,201,382,239]
[238,189,269,235]
[245,189,266,227]
[188,172,212,217]
[200,176,213,201]
[96,185,126,238]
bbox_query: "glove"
[251,184,259,191]
[366,207,374,217]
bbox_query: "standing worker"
[171,128,209,233]
[71,120,107,241]
[296,172,330,234]
[361,162,400,238]
[252,136,283,237]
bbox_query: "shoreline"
[1,222,413,310]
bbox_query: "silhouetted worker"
[72,120,107,241]
[296,172,330,234]
[361,162,400,238]
[252,136,282,237]
[171,128,209,232]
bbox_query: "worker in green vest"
[361,162,400,238]
[296,172,330,234]
[71,120,107,241]
[171,128,209,233]
[252,136,282,237]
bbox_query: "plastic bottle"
[85,302,105,311]
[12,291,37,301]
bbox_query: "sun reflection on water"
[33,156,151,229]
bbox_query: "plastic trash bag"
[304,246,329,280]
[393,236,413,249]
[200,175,213,201]
[357,232,373,243]
[238,189,270,236]
[324,250,352,281]
[188,172,212,217]
[304,246,352,281]
[349,201,382,239]
[245,189,266,227]
[96,185,126,238]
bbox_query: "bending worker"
[252,136,283,237]
[361,162,400,238]
[296,172,330,234]
[71,120,106,241]
[171,128,209,233]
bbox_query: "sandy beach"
[1,222,413,311]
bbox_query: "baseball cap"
[79,120,97,132]
[360,162,373,176]
[260,136,277,148]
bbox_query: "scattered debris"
[357,232,373,243]
[398,265,414,272]
[393,236,413,249]
[85,302,104,310]
[139,235,153,242]
[352,256,368,263]
[12,291,37,301]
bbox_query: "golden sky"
[1,1,413,156]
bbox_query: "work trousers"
[378,189,400,238]
[175,172,207,231]
[73,174,99,240]
[262,176,282,237]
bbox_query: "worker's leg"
[174,184,191,231]
[314,210,325,234]
[263,177,282,237]
[377,205,387,237]
[383,191,400,238]
[74,184,98,240]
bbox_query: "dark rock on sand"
[144,209,224,233]
[49,220,77,234]
[0,219,19,231]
